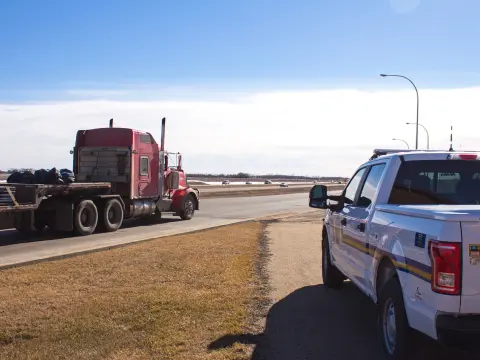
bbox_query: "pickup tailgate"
[460,220,480,313]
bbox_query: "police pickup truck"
[309,149,480,359]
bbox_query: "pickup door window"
[341,163,386,292]
[331,167,367,279]
[388,160,480,205]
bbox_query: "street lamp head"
[380,74,388,77]
[406,122,413,125]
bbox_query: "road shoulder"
[250,211,474,360]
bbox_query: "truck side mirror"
[164,155,169,171]
[309,185,328,209]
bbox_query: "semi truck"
[0,117,199,236]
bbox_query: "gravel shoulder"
[209,211,474,360]
[256,211,474,360]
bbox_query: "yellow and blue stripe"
[342,235,432,282]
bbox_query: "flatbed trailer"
[0,182,117,234]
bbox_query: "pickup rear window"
[388,160,480,205]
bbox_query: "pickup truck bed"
[0,182,111,212]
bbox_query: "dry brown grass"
[0,222,263,360]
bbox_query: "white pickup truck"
[309,149,480,359]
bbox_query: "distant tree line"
[187,172,347,181]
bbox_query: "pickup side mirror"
[309,185,328,209]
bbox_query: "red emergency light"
[447,153,479,160]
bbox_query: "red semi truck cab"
[72,117,199,226]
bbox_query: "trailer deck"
[0,182,112,213]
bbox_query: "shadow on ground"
[209,283,475,360]
[0,217,181,247]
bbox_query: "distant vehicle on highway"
[245,181,253,185]
[264,180,272,184]
[222,180,230,185]
[279,182,288,187]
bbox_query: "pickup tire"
[322,231,345,288]
[74,199,98,236]
[377,276,414,360]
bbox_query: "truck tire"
[34,217,46,232]
[180,194,195,220]
[377,276,414,360]
[101,198,124,232]
[74,200,98,236]
[151,208,162,221]
[322,231,345,288]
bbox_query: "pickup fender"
[323,211,333,239]
[371,230,407,302]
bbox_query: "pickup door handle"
[357,223,366,232]
[341,218,347,226]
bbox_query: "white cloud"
[389,0,421,14]
[1,86,480,176]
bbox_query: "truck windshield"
[388,160,480,205]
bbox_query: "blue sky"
[1,0,480,100]
[2,0,480,175]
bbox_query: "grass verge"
[0,222,263,360]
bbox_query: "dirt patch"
[208,211,475,360]
[0,222,263,360]
[265,212,324,302]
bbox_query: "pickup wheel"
[322,232,345,288]
[179,194,195,220]
[377,277,414,360]
[74,200,98,236]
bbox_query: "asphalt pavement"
[0,193,313,269]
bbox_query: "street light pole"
[407,122,429,149]
[392,138,410,149]
[380,74,420,149]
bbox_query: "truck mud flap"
[53,202,74,231]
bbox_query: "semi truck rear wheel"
[74,199,98,236]
[101,198,124,232]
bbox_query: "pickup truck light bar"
[447,153,480,160]
[370,149,445,160]
[370,149,480,160]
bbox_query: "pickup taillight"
[428,240,462,295]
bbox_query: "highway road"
[0,192,332,269]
